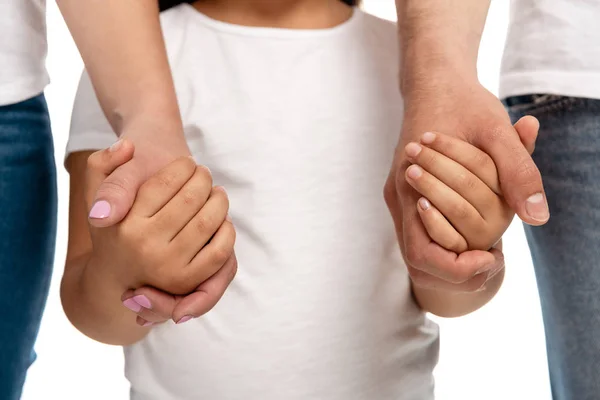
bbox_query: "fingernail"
[418,198,431,211]
[177,315,192,324]
[132,295,152,310]
[525,193,550,222]
[406,165,423,180]
[109,139,123,152]
[405,143,422,158]
[123,298,142,313]
[89,200,111,219]
[225,214,232,223]
[142,321,154,327]
[421,132,436,144]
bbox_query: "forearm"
[57,0,185,148]
[412,268,504,318]
[396,0,491,94]
[61,254,150,346]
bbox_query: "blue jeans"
[506,95,600,400]
[0,94,57,400]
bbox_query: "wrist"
[400,48,478,98]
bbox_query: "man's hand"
[384,78,547,292]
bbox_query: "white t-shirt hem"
[499,70,600,100]
[0,73,50,106]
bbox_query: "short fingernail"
[123,298,142,313]
[406,165,423,180]
[177,315,193,324]
[142,321,154,327]
[418,198,431,211]
[132,295,152,310]
[225,214,232,223]
[109,139,123,152]
[405,142,422,158]
[525,193,549,222]
[421,132,436,144]
[89,200,111,219]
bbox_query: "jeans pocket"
[504,94,580,116]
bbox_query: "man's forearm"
[396,0,491,94]
[57,0,183,140]
[61,254,150,346]
[412,268,504,318]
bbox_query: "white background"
[22,1,552,399]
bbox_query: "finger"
[151,165,213,238]
[417,197,468,253]
[172,188,231,260]
[467,124,548,225]
[182,218,236,284]
[172,253,238,323]
[405,142,501,214]
[131,156,200,217]
[403,201,500,284]
[86,139,136,226]
[513,116,539,155]
[405,164,484,240]
[122,287,178,323]
[408,244,503,291]
[419,132,501,194]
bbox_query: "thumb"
[513,115,539,155]
[86,139,136,227]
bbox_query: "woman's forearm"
[396,0,492,94]
[56,0,183,139]
[61,253,150,346]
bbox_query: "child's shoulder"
[357,10,399,64]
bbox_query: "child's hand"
[403,116,539,252]
[85,144,236,297]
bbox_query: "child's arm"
[403,117,538,317]
[62,144,236,345]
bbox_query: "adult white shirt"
[67,5,439,400]
[0,0,48,106]
[501,0,600,99]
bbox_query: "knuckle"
[456,171,478,191]
[513,157,541,184]
[211,244,233,265]
[86,151,104,171]
[96,177,129,198]
[453,203,472,221]
[195,165,214,185]
[404,246,425,268]
[194,215,212,233]
[472,149,492,170]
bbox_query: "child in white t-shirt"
[62,1,536,399]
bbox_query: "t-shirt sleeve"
[66,70,119,159]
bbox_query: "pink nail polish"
[142,321,154,327]
[123,298,142,313]
[89,200,111,219]
[132,295,152,310]
[418,198,431,211]
[177,315,192,324]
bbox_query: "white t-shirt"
[500,0,600,99]
[0,0,49,106]
[67,5,439,400]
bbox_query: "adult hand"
[384,77,547,291]
[87,120,192,227]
